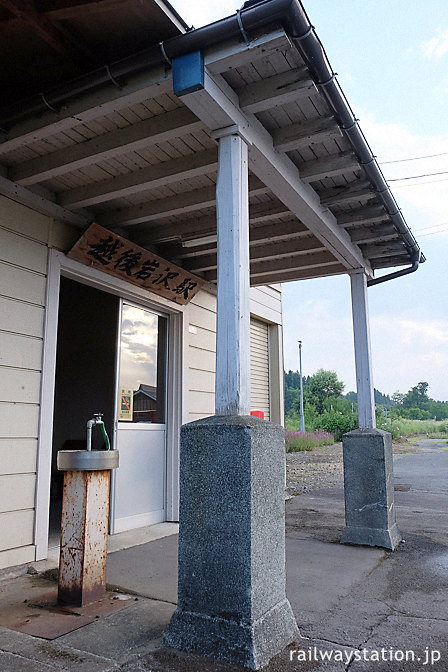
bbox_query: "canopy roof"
[0,0,424,286]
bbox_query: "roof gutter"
[0,0,422,271]
[367,253,420,287]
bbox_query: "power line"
[418,228,448,237]
[381,150,448,164]
[413,222,448,234]
[392,176,448,188]
[388,170,448,182]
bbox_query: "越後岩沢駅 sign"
[67,223,205,305]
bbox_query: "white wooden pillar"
[213,127,251,416]
[350,270,376,429]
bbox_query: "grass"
[285,430,334,453]
[380,418,448,440]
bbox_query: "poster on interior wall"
[67,222,205,305]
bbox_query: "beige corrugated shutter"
[250,318,270,420]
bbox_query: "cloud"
[370,314,448,400]
[120,306,160,388]
[434,73,448,103]
[372,315,448,346]
[421,27,448,59]
[358,113,448,237]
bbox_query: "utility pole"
[298,341,305,433]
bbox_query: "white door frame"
[34,249,185,560]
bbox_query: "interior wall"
[52,277,119,477]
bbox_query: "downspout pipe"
[0,0,422,268]
[367,253,420,287]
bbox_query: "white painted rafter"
[319,182,374,207]
[273,117,341,153]
[159,219,309,259]
[251,263,345,286]
[349,224,399,245]
[99,175,268,228]
[0,174,89,225]
[299,151,359,183]
[359,241,406,259]
[205,250,339,283]
[59,148,218,209]
[10,107,203,185]
[135,213,307,249]
[338,205,388,228]
[0,66,172,155]
[237,68,317,114]
[0,29,290,156]
[204,28,289,75]
[176,67,372,274]
[183,236,326,272]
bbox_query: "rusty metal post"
[57,450,119,607]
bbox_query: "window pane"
[118,303,167,423]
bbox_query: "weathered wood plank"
[67,223,205,305]
[11,108,203,185]
[59,148,218,209]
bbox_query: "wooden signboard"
[67,223,205,305]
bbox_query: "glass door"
[111,302,168,533]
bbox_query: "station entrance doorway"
[49,276,168,545]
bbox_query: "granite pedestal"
[163,415,298,670]
[341,428,401,550]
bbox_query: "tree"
[345,388,393,407]
[402,382,430,410]
[284,369,300,390]
[284,386,299,416]
[304,369,344,414]
[391,391,405,406]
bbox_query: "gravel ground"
[285,438,432,496]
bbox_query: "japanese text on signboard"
[67,223,205,305]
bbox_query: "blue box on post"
[172,50,204,96]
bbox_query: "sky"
[171,0,448,401]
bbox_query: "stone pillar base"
[165,598,297,670]
[341,428,401,550]
[163,415,298,670]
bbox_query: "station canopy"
[0,0,424,286]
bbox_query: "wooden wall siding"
[187,291,217,421]
[186,286,282,421]
[0,510,35,553]
[250,318,271,421]
[0,195,78,567]
[0,192,283,563]
[0,438,37,476]
[250,285,282,325]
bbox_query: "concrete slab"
[58,597,175,663]
[107,523,179,554]
[118,638,352,672]
[0,626,118,671]
[285,487,345,544]
[106,534,178,604]
[351,616,448,671]
[286,536,384,634]
[0,446,446,672]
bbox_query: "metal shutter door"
[250,318,270,420]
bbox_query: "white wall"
[185,284,283,422]
[0,195,79,569]
[0,193,283,568]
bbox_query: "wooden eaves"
[0,3,423,286]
